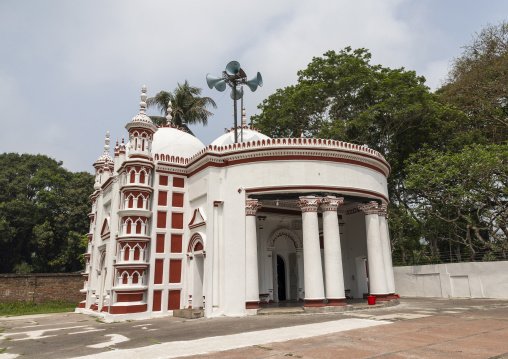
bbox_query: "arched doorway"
[267,228,303,303]
[188,233,205,309]
[277,255,286,301]
[193,253,204,309]
[97,251,106,311]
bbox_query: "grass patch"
[0,301,78,316]
[0,348,7,354]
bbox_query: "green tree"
[252,48,470,203]
[251,47,497,264]
[405,144,508,260]
[0,153,93,273]
[147,80,217,132]
[440,21,508,144]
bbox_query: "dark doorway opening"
[277,255,286,301]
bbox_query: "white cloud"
[1,0,508,172]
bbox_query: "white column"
[321,196,347,306]
[245,199,261,309]
[212,201,222,309]
[298,196,325,307]
[379,205,396,297]
[359,201,389,300]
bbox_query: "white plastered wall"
[394,261,508,298]
[189,157,387,316]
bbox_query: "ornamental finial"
[104,131,110,154]
[140,85,147,114]
[166,99,173,125]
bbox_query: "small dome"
[152,126,205,158]
[211,127,270,147]
[96,153,113,164]
[130,113,153,124]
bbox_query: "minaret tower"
[126,85,157,159]
[109,86,157,315]
[93,132,114,189]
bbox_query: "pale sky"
[1,1,507,173]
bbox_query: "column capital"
[245,198,261,216]
[321,196,344,212]
[378,204,388,218]
[359,201,379,215]
[298,196,322,213]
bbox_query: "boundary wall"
[394,261,508,299]
[0,273,83,303]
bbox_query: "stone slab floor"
[1,298,508,358]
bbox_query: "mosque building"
[76,86,396,320]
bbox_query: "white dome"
[152,126,205,158]
[96,152,113,164]
[211,127,270,147]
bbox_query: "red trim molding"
[327,299,347,306]
[247,186,389,204]
[304,299,325,307]
[246,301,260,309]
[109,304,147,314]
[374,294,391,302]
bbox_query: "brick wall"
[0,273,84,303]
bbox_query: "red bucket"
[367,296,376,305]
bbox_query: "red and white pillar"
[298,196,325,307]
[321,196,347,306]
[359,201,390,301]
[245,199,261,309]
[379,205,396,298]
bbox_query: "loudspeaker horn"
[225,61,241,76]
[245,72,263,92]
[230,87,244,100]
[206,74,226,92]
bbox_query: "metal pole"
[233,82,238,143]
[241,88,244,142]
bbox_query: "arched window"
[125,219,132,234]
[137,195,144,209]
[139,171,145,184]
[128,195,134,208]
[122,272,128,284]
[132,272,139,284]
[124,246,130,261]
[133,246,141,260]
[136,221,142,234]
[130,171,136,183]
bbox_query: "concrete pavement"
[1,298,508,358]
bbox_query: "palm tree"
[146,81,217,134]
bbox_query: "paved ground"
[1,298,508,358]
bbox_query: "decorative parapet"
[154,137,390,177]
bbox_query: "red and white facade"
[77,86,396,320]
